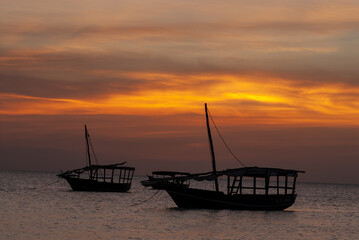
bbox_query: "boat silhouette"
[143,103,304,210]
[57,125,135,192]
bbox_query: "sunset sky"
[1,0,358,184]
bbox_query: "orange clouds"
[2,73,358,126]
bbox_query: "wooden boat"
[57,125,135,192]
[161,167,304,210]
[144,104,304,210]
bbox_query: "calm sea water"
[0,171,358,240]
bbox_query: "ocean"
[0,171,358,240]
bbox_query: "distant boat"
[141,171,190,189]
[57,125,135,192]
[143,103,305,210]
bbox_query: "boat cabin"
[225,167,304,196]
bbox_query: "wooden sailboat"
[143,103,304,210]
[57,125,135,192]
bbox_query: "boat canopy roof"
[89,163,135,170]
[225,167,305,177]
[152,171,190,176]
[58,162,134,176]
[167,167,305,182]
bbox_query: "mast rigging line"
[207,109,247,167]
[27,179,61,190]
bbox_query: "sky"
[0,0,358,184]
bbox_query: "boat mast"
[84,125,92,168]
[205,103,219,192]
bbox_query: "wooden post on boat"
[205,103,219,192]
[285,175,288,195]
[265,175,269,195]
[292,175,297,194]
[85,125,93,178]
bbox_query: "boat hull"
[165,186,296,210]
[63,177,131,192]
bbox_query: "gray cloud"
[0,72,146,99]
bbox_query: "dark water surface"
[0,171,358,239]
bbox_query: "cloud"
[0,72,145,99]
[1,1,359,119]
[2,46,359,87]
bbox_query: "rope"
[208,109,247,167]
[27,179,61,190]
[87,131,101,177]
[131,190,161,206]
